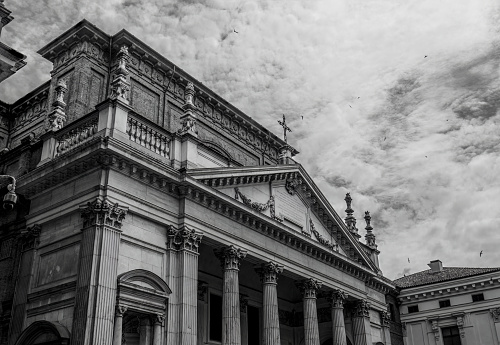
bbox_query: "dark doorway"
[321,337,353,345]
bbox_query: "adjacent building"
[0,0,26,84]
[394,260,500,345]
[0,20,400,345]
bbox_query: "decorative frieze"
[166,225,203,253]
[55,113,98,157]
[80,198,128,230]
[234,187,275,213]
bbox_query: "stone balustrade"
[55,112,99,157]
[127,114,170,158]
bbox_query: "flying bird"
[408,258,410,263]
[233,29,239,34]
[480,250,483,257]
[301,115,304,120]
[383,136,386,141]
[349,104,352,108]
[424,55,428,58]
[357,97,360,99]
[425,156,428,158]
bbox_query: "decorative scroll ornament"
[491,307,500,322]
[110,46,131,103]
[310,220,336,251]
[327,289,348,308]
[381,311,391,327]
[296,278,322,298]
[240,294,249,313]
[364,211,377,249]
[166,225,203,253]
[234,187,274,212]
[178,82,198,136]
[255,261,284,284]
[80,198,128,230]
[47,79,67,131]
[214,245,247,270]
[285,177,301,196]
[354,300,370,318]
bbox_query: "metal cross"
[278,114,291,143]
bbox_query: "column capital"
[166,225,203,253]
[296,278,322,299]
[19,224,42,250]
[255,261,284,284]
[353,299,370,318]
[240,294,249,313]
[380,311,391,327]
[116,304,127,317]
[154,313,166,326]
[327,289,348,308]
[80,198,128,230]
[214,245,247,270]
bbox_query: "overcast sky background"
[1,0,500,279]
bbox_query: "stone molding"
[296,278,322,299]
[327,289,348,309]
[354,299,370,318]
[166,225,203,253]
[80,198,128,230]
[214,245,247,270]
[256,261,284,284]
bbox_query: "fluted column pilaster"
[112,305,126,345]
[296,278,322,345]
[256,262,284,345]
[153,314,165,345]
[215,246,247,345]
[352,300,372,345]
[327,289,348,345]
[240,295,249,345]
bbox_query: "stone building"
[394,260,500,345]
[0,20,401,345]
[0,0,26,84]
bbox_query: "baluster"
[131,119,138,143]
[126,117,131,139]
[147,127,152,149]
[138,123,144,146]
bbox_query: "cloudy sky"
[2,0,500,279]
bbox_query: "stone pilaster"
[490,308,500,343]
[380,311,392,345]
[215,246,247,345]
[112,305,127,345]
[166,225,203,345]
[8,224,41,345]
[255,262,284,345]
[327,289,348,345]
[352,300,372,345]
[296,278,322,345]
[153,314,165,345]
[70,198,128,345]
[240,295,249,345]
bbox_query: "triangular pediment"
[188,164,377,272]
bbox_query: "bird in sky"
[383,136,386,141]
[349,104,352,108]
[233,29,239,34]
[408,258,410,263]
[357,97,360,99]
[480,250,483,257]
[424,55,428,58]
[425,156,428,158]
[301,115,303,120]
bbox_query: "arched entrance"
[14,320,70,345]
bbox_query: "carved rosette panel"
[80,198,128,230]
[296,278,322,299]
[327,289,348,309]
[255,261,284,285]
[166,225,203,253]
[214,245,247,271]
[354,300,370,318]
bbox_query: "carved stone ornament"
[296,278,322,299]
[344,193,359,237]
[234,187,274,213]
[381,311,391,327]
[285,177,301,196]
[178,82,198,136]
[310,219,335,251]
[116,305,127,317]
[240,294,249,313]
[456,315,465,338]
[430,320,440,342]
[364,211,376,248]
[166,225,203,253]
[354,300,370,318]
[19,224,42,250]
[214,245,247,270]
[110,46,131,103]
[154,314,166,325]
[80,198,128,230]
[255,261,284,284]
[47,79,67,131]
[198,281,208,301]
[327,289,348,309]
[491,308,500,322]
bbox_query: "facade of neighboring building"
[0,1,26,84]
[394,260,500,345]
[0,20,401,345]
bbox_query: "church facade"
[0,20,401,345]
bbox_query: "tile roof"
[393,267,500,289]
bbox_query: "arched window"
[14,320,70,345]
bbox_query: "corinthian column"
[380,311,392,345]
[71,199,128,345]
[296,278,322,345]
[112,305,126,345]
[352,300,372,345]
[327,289,348,345]
[215,246,247,345]
[255,262,284,345]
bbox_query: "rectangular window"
[247,305,260,345]
[472,293,484,302]
[209,293,222,342]
[407,305,419,313]
[442,326,462,345]
[439,300,451,308]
